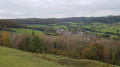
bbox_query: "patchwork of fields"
[26,22,120,38]
[6,22,119,38]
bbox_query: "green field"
[27,24,48,27]
[53,25,67,29]
[0,46,66,67]
[10,28,45,35]
[27,24,68,29]
[0,46,119,67]
[25,22,120,38]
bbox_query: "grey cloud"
[0,0,120,19]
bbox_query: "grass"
[0,46,119,67]
[53,25,67,29]
[10,28,45,35]
[27,24,48,27]
[0,46,66,67]
[59,59,119,67]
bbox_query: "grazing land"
[26,24,48,27]
[0,46,118,67]
[10,28,45,35]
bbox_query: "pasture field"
[10,28,45,35]
[27,24,48,27]
[0,46,66,67]
[53,25,67,29]
[0,46,119,67]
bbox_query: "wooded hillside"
[57,16,120,23]
[13,18,58,24]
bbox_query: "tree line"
[0,31,120,66]
[1,16,120,26]
[57,16,120,23]
[0,20,23,28]
[13,18,58,24]
[0,19,29,31]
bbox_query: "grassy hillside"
[10,28,45,35]
[0,46,66,67]
[0,46,119,67]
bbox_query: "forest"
[13,18,58,24]
[57,16,120,23]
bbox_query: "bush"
[82,43,104,60]
[117,61,120,66]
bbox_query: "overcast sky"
[0,0,120,19]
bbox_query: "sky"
[0,0,120,19]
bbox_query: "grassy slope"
[10,28,45,35]
[0,46,119,67]
[0,46,66,67]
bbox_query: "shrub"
[117,61,120,66]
